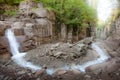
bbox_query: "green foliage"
[0,10,5,14]
[0,0,23,5]
[0,0,97,31]
[34,0,97,28]
[4,10,16,16]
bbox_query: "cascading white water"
[46,43,109,74]
[5,29,41,70]
[70,43,109,72]
[5,29,109,74]
[6,29,20,55]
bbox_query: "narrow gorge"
[0,0,120,80]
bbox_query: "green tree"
[0,0,23,5]
[34,0,96,31]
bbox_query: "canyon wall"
[0,1,55,59]
[104,16,120,57]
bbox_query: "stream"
[6,29,109,75]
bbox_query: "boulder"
[34,66,47,78]
[53,69,67,76]
[19,0,34,15]
[24,23,34,37]
[32,8,48,18]
[0,21,11,36]
[20,36,36,52]
[86,58,120,74]
[83,37,93,45]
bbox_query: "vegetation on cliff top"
[34,0,97,28]
[0,0,97,35]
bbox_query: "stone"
[84,75,91,79]
[0,53,10,60]
[19,0,33,15]
[70,70,81,75]
[11,22,25,36]
[34,66,47,78]
[67,32,73,43]
[35,19,48,26]
[116,73,119,76]
[0,75,4,79]
[32,8,48,18]
[47,10,55,21]
[83,37,93,45]
[11,22,24,29]
[20,36,36,52]
[17,71,26,75]
[52,43,60,48]
[0,0,55,53]
[54,52,64,58]
[24,23,34,37]
[54,69,67,76]
[61,23,67,42]
[0,21,11,36]
[0,37,10,59]
[86,58,120,74]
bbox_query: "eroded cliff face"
[104,16,120,57]
[0,1,55,59]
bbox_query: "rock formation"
[0,0,55,58]
[104,16,120,57]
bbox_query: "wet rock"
[83,37,93,45]
[84,75,91,79]
[20,36,36,52]
[17,71,26,75]
[116,73,119,76]
[54,69,67,76]
[86,58,120,74]
[0,75,4,79]
[0,21,11,36]
[34,66,47,78]
[69,70,81,75]
[52,43,60,48]
[0,36,10,59]
[67,43,73,48]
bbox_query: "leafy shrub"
[4,10,16,16]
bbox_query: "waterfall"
[5,29,20,55]
[5,29,109,74]
[72,43,109,72]
[5,29,41,70]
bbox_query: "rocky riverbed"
[25,42,98,69]
[0,39,120,80]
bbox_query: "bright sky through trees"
[97,0,118,22]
